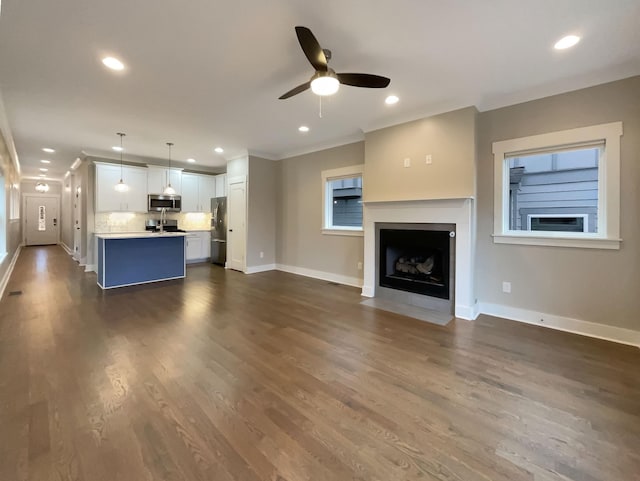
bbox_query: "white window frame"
[492,122,622,249]
[321,164,364,237]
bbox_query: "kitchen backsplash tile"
[94,212,211,233]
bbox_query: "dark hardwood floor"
[1,246,639,481]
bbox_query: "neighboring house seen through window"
[321,164,364,236]
[492,122,622,249]
[507,145,600,234]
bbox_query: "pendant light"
[163,142,176,195]
[114,132,129,192]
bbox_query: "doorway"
[227,177,246,272]
[24,195,60,246]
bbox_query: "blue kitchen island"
[96,232,187,289]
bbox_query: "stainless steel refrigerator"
[210,197,227,265]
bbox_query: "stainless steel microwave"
[148,194,181,212]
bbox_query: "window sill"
[322,228,364,237]
[493,233,621,250]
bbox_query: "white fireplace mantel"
[362,197,477,320]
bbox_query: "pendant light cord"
[166,142,174,188]
[117,132,126,180]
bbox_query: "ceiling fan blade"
[295,26,327,71]
[279,81,311,100]
[337,73,391,88]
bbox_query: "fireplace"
[363,199,475,319]
[379,226,452,299]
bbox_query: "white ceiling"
[1,0,639,179]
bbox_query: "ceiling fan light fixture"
[311,74,340,96]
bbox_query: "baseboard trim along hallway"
[0,245,22,300]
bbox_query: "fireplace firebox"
[378,224,454,301]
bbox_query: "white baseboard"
[455,304,478,321]
[479,302,640,348]
[276,264,363,288]
[0,245,22,300]
[245,264,276,274]
[84,264,96,273]
[60,242,74,256]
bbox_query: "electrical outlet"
[425,154,432,164]
[259,251,264,259]
[403,157,411,168]
[357,261,363,270]
[502,281,511,294]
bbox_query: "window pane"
[329,176,362,227]
[507,147,599,233]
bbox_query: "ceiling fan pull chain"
[319,95,322,118]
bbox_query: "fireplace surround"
[362,198,476,320]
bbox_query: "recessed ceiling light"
[39,168,48,172]
[385,95,399,105]
[214,147,224,154]
[102,56,125,70]
[42,147,55,153]
[112,146,124,152]
[40,159,51,164]
[554,35,580,50]
[186,158,196,163]
[298,125,310,133]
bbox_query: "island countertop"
[95,232,188,240]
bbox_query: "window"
[492,122,622,249]
[321,164,364,236]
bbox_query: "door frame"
[22,193,62,246]
[227,175,247,272]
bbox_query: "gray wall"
[364,106,477,202]
[277,142,365,281]
[247,155,277,268]
[476,76,640,331]
[0,127,21,291]
[61,175,73,250]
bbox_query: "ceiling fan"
[279,26,391,100]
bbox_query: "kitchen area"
[92,161,227,289]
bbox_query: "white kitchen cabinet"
[185,231,211,262]
[185,233,203,261]
[181,173,200,212]
[147,166,182,195]
[215,174,227,197]
[181,173,216,212]
[199,175,216,212]
[95,163,148,213]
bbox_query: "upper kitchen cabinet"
[182,173,216,213]
[215,174,227,197]
[95,163,148,213]
[147,166,183,195]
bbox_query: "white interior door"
[25,195,59,246]
[227,178,246,271]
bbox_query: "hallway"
[1,246,639,481]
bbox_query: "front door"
[227,179,246,272]
[25,195,59,246]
